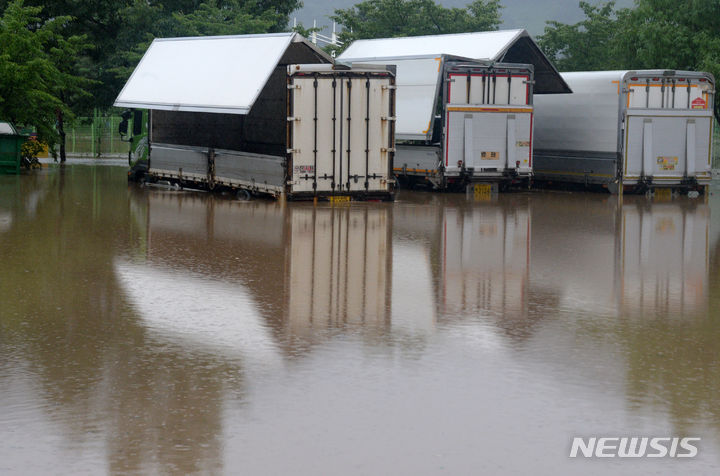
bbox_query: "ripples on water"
[0,165,719,474]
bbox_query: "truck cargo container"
[533,70,716,194]
[115,33,396,201]
[338,29,571,191]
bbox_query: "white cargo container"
[338,29,571,191]
[115,33,396,201]
[533,70,716,194]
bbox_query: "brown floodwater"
[1,164,719,475]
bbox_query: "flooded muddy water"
[1,165,720,475]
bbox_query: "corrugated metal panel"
[339,30,524,61]
[115,33,305,114]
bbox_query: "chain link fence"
[63,111,127,158]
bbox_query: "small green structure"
[0,121,25,174]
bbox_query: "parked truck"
[533,70,716,194]
[115,33,396,201]
[338,29,571,192]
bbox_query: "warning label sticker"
[481,151,499,160]
[294,165,314,175]
[691,97,707,109]
[656,156,678,171]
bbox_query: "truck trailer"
[338,29,571,192]
[114,33,396,201]
[533,70,716,194]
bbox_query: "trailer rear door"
[288,67,395,198]
[623,73,714,185]
[444,66,533,176]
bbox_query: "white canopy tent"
[114,32,331,114]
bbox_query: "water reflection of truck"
[119,191,393,350]
[530,195,711,317]
[534,70,716,194]
[115,33,396,201]
[438,197,531,320]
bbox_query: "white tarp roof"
[114,33,329,114]
[338,29,570,95]
[339,29,525,62]
[350,56,446,140]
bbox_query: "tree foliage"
[539,0,720,83]
[538,1,624,71]
[0,0,300,154]
[0,0,92,144]
[331,0,502,51]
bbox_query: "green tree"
[539,0,720,81]
[331,0,502,52]
[614,0,720,82]
[0,0,92,152]
[538,1,625,71]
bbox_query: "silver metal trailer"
[115,33,396,201]
[533,70,716,194]
[338,29,571,192]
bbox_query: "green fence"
[713,120,720,170]
[65,110,127,157]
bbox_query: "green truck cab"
[118,109,148,180]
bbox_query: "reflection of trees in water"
[0,167,238,474]
[527,193,720,444]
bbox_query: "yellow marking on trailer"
[446,106,533,113]
[709,120,714,166]
[612,80,620,94]
[394,167,434,174]
[435,57,442,72]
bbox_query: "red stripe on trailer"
[445,110,450,166]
